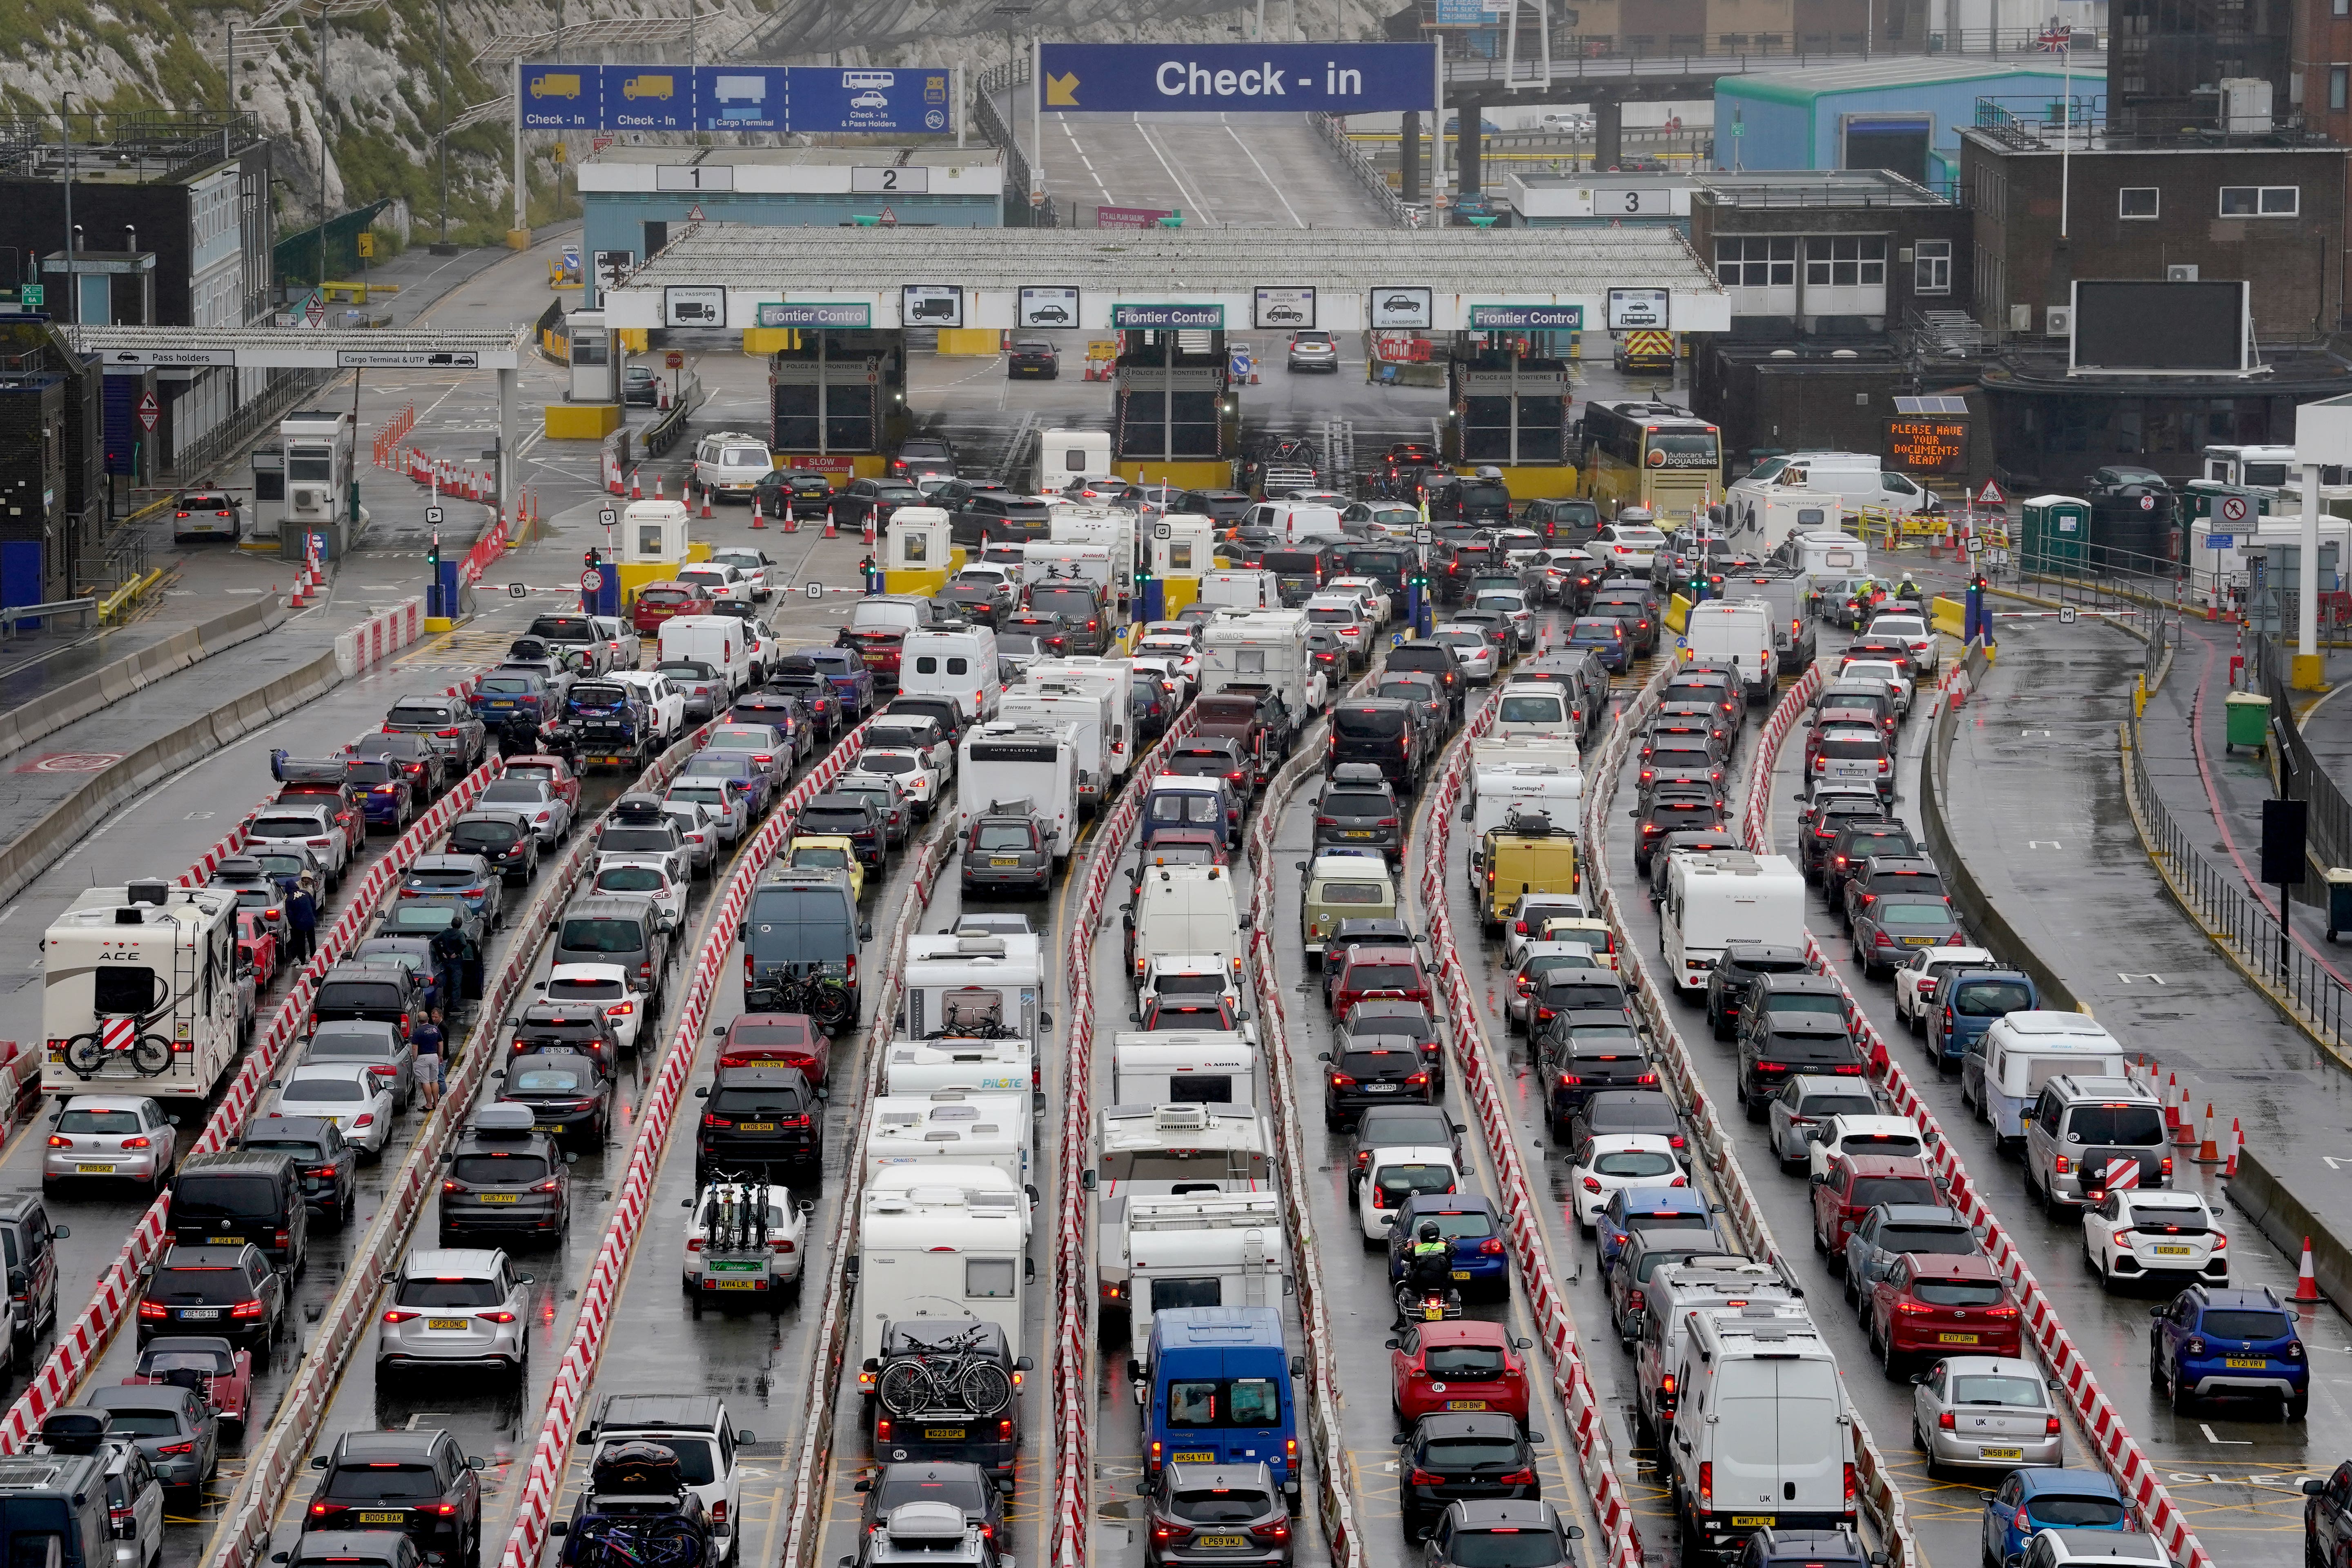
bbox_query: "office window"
[2333,65,2349,110]
[2118,187,2159,219]
[1713,236,1797,287]
[2219,185,2300,216]
[2339,0,2349,18]
[1913,239,1952,294]
[1804,235,1886,287]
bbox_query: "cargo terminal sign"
[520,64,952,135]
[1038,42,1438,113]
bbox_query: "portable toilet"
[884,506,962,596]
[2021,494,2091,574]
[1148,513,1215,617]
[615,498,709,602]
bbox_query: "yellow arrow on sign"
[1046,71,1080,107]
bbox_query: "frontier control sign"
[1038,42,1438,114]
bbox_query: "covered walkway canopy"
[598,223,1728,334]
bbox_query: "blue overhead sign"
[519,64,951,134]
[1112,303,1225,330]
[1038,42,1437,114]
[1469,303,1584,330]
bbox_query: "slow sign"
[1884,417,1969,476]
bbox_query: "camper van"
[1097,1103,1272,1313]
[899,931,1045,1043]
[1662,851,1806,992]
[1111,1031,1257,1109]
[865,1090,1031,1185]
[884,1037,1035,1098]
[42,882,242,1100]
[998,683,1113,808]
[1466,762,1585,844]
[1723,488,1846,555]
[958,722,1081,855]
[1299,853,1399,964]
[1963,1011,2127,1144]
[1123,1193,1288,1345]
[1123,864,1246,989]
[1037,428,1114,495]
[857,1170,1030,1364]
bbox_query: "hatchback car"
[1982,1469,2134,1566]
[693,1065,822,1183]
[86,1383,216,1497]
[1143,1460,1291,1567]
[1386,1194,1509,1303]
[1763,1076,1881,1174]
[2150,1283,2308,1417]
[304,1430,487,1568]
[1395,1416,1543,1541]
[1866,1252,2020,1375]
[499,1049,615,1149]
[1592,1186,1713,1275]
[138,1244,285,1356]
[1851,895,1966,978]
[1910,1355,2064,1478]
[237,1115,359,1227]
[1388,1320,1534,1426]
[439,1104,574,1242]
[2082,1189,2228,1290]
[42,1094,178,1195]
[377,1247,534,1381]
[304,1021,416,1113]
[127,1334,255,1433]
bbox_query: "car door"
[2319,1464,2352,1566]
[1986,1472,2022,1555]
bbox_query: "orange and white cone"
[2162,1070,2180,1130]
[653,474,664,501]
[628,468,642,500]
[750,500,765,530]
[824,506,838,539]
[2195,1103,2220,1163]
[2295,1236,2322,1302]
[862,515,875,546]
[2224,1117,2242,1177]
[699,487,713,520]
[782,503,798,534]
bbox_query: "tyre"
[2169,1368,2194,1416]
[2288,1392,2310,1421]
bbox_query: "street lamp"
[58,90,74,325]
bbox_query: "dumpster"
[2326,867,2352,942]
[2223,690,2272,754]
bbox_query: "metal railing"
[972,59,1056,228]
[0,599,96,638]
[2122,704,2352,1047]
[1310,113,1413,227]
[2249,629,2352,887]
[1439,27,2105,89]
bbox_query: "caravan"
[1036,428,1114,494]
[1123,1192,1289,1345]
[1963,1011,2127,1145]
[1096,1102,1272,1316]
[42,882,242,1100]
[957,722,1080,855]
[899,930,1046,1042]
[884,1037,1035,1097]
[1022,660,1136,785]
[998,682,1113,808]
[857,1169,1030,1364]
[1662,851,1806,992]
[866,1090,1032,1185]
[1111,1031,1257,1108]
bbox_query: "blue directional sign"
[1038,42,1437,114]
[518,64,951,135]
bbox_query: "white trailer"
[1094,1102,1273,1309]
[1124,1192,1288,1342]
[858,1170,1030,1364]
[1662,851,1806,992]
[958,721,1081,856]
[1111,1030,1258,1109]
[42,882,242,1101]
[1036,428,1114,494]
[899,931,1046,1043]
[1723,488,1846,555]
[866,1089,1031,1185]
[998,684,1112,808]
[884,1038,1036,1098]
[1046,509,1137,607]
[1022,659,1136,786]
[1200,610,1313,718]
[1199,571,1281,612]
[1466,763,1585,844]
[1020,542,1121,610]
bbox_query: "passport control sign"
[1038,42,1438,114]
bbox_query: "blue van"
[1141,775,1238,851]
[1924,969,2038,1070]
[1132,1307,1301,1503]
[1385,1193,1511,1303]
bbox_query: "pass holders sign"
[1038,42,1439,114]
[901,285,963,327]
[757,301,873,329]
[1370,287,1432,329]
[1468,303,1581,331]
[1020,287,1080,328]
[105,347,234,368]
[1254,287,1315,330]
[519,63,951,134]
[1605,287,1670,330]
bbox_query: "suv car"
[1423,1500,1582,1568]
[1704,944,1811,1039]
[439,1104,574,1244]
[448,809,538,884]
[693,1066,822,1183]
[960,811,1051,898]
[575,1394,755,1564]
[381,696,487,771]
[376,1247,534,1381]
[137,1243,285,1355]
[1311,764,1403,865]
[303,1430,486,1568]
[0,1194,67,1348]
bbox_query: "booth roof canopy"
[604,221,1724,298]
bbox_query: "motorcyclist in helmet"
[1394,1218,1455,1326]
[499,710,543,760]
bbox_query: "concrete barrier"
[2227,1147,2351,1310]
[0,595,292,765]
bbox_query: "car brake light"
[138,1301,167,1319]
[352,1114,375,1127]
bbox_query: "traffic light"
[584,548,602,569]
[1970,571,1989,594]
[427,539,440,573]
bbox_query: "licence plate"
[208,1236,246,1245]
[1444,1400,1489,1411]
[1172,1452,1216,1463]
[738,1122,777,1132]
[924,1427,968,1441]
[1937,1332,1980,1345]
[2225,1356,2268,1368]
[1451,1269,1472,1280]
[358,1513,405,1525]
[711,1280,759,1291]
[1902,935,1935,946]
[1196,1539,1248,1551]
[479,1193,520,1204]
[990,858,1020,867]
[1979,1447,2024,1461]
[2152,1245,2192,1256]
[179,1309,221,1321]
[1731,1517,1774,1528]
[76,1164,115,1174]
[427,1318,469,1331]
[1341,830,1373,838]
[1364,1083,1397,1094]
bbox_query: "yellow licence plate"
[2151,1245,2192,1256]
[1902,935,1936,946]
[479,1193,520,1204]
[76,1164,115,1174]
[1731,1517,1774,1528]
[1979,1447,2024,1461]
[1196,1539,1248,1550]
[358,1513,404,1524]
[738,1122,777,1132]
[208,1236,246,1245]
[924,1427,967,1441]
[1444,1400,1489,1411]
[427,1318,469,1331]
[1172,1452,1215,1463]
[2225,1356,2268,1368]
[711,1279,759,1291]
[1452,1270,1472,1280]
[1937,1332,1980,1345]
[990,858,1020,866]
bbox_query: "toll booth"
[884,506,961,596]
[2021,494,2091,575]
[278,410,353,559]
[547,309,624,441]
[248,445,285,542]
[767,331,905,477]
[1145,514,1214,619]
[1113,328,1232,491]
[615,498,710,602]
[1447,341,1577,498]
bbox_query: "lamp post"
[58,90,75,325]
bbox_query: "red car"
[125,1336,254,1432]
[1137,828,1228,867]
[1390,1320,1534,1425]
[1865,1252,2022,1373]
[631,580,715,634]
[1327,944,1432,1015]
[502,754,582,817]
[1811,1153,1940,1262]
[237,911,280,989]
[717,1012,832,1084]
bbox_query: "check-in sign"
[1468,304,1582,330]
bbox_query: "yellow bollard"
[2134,674,2148,718]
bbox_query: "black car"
[1534,1011,1653,1133]
[1822,823,1921,910]
[1329,700,1423,794]
[730,689,816,760]
[1131,677,1174,745]
[1422,472,1516,527]
[946,485,1053,550]
[939,570,1017,626]
[1022,583,1106,653]
[751,469,837,522]
[1737,1015,1864,1116]
[621,365,660,406]
[500,1047,615,1150]
[138,1244,285,1356]
[1342,997,1445,1093]
[237,1116,359,1227]
[1526,971,1631,1038]
[509,1004,622,1074]
[1797,790,1893,880]
[855,1462,1009,1550]
[996,610,1071,658]
[1633,793,1728,875]
[693,1065,822,1182]
[1564,1089,1688,1157]
[1395,1414,1544,1540]
[1424,1501,1581,1568]
[1320,918,1420,987]
[448,810,538,884]
[439,1102,575,1241]
[836,477,928,533]
[889,437,958,481]
[765,666,844,739]
[1706,944,1813,1040]
[1174,488,1254,526]
[961,811,1052,898]
[1587,588,1660,655]
[1311,765,1403,864]
[1730,1526,1876,1568]
[1350,1103,1467,1194]
[1319,1039,1432,1129]
[1521,497,1599,545]
[304,1430,487,1568]
[1372,673,1449,747]
[1006,339,1058,378]
[1384,641,1467,719]
[353,733,453,798]
[799,793,888,870]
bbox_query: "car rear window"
[1591,1149,1678,1178]
[2067,1105,2165,1145]
[1423,1209,1496,1241]
[1817,737,1887,760]
[450,1151,552,1184]
[172,1175,278,1220]
[324,1465,443,1502]
[1171,1487,1275,1524]
[1542,981,1627,1012]
[395,1276,505,1307]
[800,808,872,835]
[1323,791,1392,815]
[284,1077,367,1103]
[1341,1049,1418,1077]
[149,1267,256,1305]
[450,821,522,849]
[387,703,455,727]
[1424,1343,1507,1378]
[1850,1176,1938,1207]
[560,918,646,953]
[58,1109,140,1134]
[709,1085,807,1116]
[1343,962,1422,991]
[1951,980,2034,1016]
[2199,1308,2292,1340]
[1912,1278,2006,1308]
[1875,900,1952,924]
[315,982,403,1011]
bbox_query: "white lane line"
[1134,117,1216,224]
[2199,1423,2252,1445]
[1223,116,1305,228]
[1059,118,1110,200]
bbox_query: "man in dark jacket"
[285,874,319,964]
[429,924,470,1012]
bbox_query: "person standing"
[285,874,319,965]
[429,923,469,1017]
[411,1009,445,1110]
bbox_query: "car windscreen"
[2066,1104,2166,1145]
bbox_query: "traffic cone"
[653,474,664,501]
[750,500,765,530]
[862,514,875,546]
[2295,1237,2322,1302]
[2195,1103,2220,1163]
[2224,1117,2242,1177]
[782,503,798,534]
[608,464,624,497]
[2162,1071,2182,1132]
[629,469,643,500]
[2174,1080,2198,1148]
[824,507,838,539]
[699,487,713,520]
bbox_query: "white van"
[1111,1030,1257,1109]
[1966,1012,2126,1145]
[1467,763,1584,844]
[900,930,1045,1043]
[858,1170,1029,1364]
[865,1090,1031,1185]
[1635,1260,1808,1435]
[1662,851,1805,992]
[1243,501,1346,546]
[1200,570,1282,612]
[1491,682,1579,741]
[1683,599,1777,705]
[1125,863,1245,989]
[657,616,755,699]
[884,1037,1035,1098]
[1732,451,1939,518]
[691,431,773,500]
[901,626,1002,725]
[1123,1192,1287,1343]
[1668,1307,1855,1560]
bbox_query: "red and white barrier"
[1408,694,1648,1568]
[176,809,267,888]
[335,597,425,678]
[501,726,873,1568]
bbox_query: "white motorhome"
[1723,488,1846,555]
[1683,599,1778,705]
[658,616,755,698]
[1037,428,1114,494]
[1668,1308,1856,1559]
[899,931,1046,1043]
[1124,862,1245,990]
[1662,851,1805,992]
[1199,570,1281,612]
[900,626,1002,725]
[1200,610,1314,719]
[1764,530,1872,578]
[866,1090,1031,1185]
[958,721,1081,855]
[998,682,1112,808]
[1966,1012,2127,1144]
[858,1169,1030,1364]
[1022,659,1136,785]
[1111,1030,1257,1109]
[1466,762,1585,844]
[1123,1192,1288,1342]
[884,1037,1035,1098]
[1047,509,1137,607]
[41,881,241,1100]
[1094,1102,1272,1310]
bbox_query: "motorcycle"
[1393,1280,1464,1325]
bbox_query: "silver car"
[42,1095,179,1194]
[478,778,573,848]
[666,781,748,846]
[1909,1355,2064,1475]
[375,1247,534,1379]
[1431,626,1497,685]
[302,1020,416,1113]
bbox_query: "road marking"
[2118,973,2167,984]
[2029,839,2060,849]
[2199,1423,2251,1445]
[1222,117,1305,228]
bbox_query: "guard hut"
[550,308,622,440]
[616,497,709,604]
[1146,514,1214,619]
[278,409,353,560]
[884,505,960,596]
